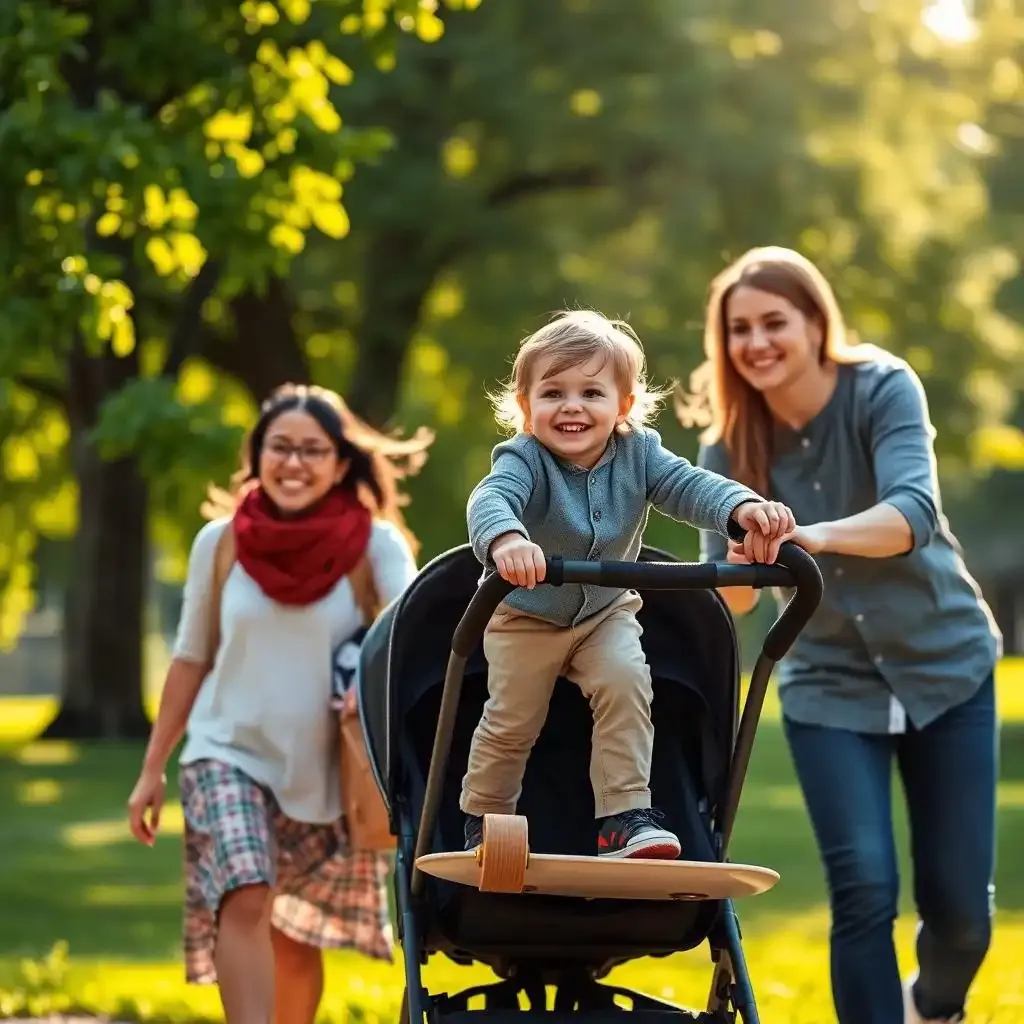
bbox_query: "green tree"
[290,0,1024,560]
[0,0,478,737]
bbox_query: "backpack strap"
[208,521,237,663]
[348,551,381,628]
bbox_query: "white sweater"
[173,516,417,823]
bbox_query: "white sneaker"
[903,974,964,1023]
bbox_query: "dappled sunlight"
[998,782,1024,809]
[738,656,1024,724]
[62,819,132,850]
[924,0,978,43]
[66,962,224,1022]
[14,739,78,766]
[0,698,59,745]
[0,655,1019,752]
[29,910,1023,1024]
[741,783,806,810]
[62,805,183,850]
[81,883,181,908]
[16,777,63,805]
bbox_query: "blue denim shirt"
[698,354,1001,734]
[468,425,760,626]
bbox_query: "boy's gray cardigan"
[467,426,761,626]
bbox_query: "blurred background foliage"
[0,0,1022,737]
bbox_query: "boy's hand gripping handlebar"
[452,525,823,661]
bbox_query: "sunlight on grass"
[744,784,806,810]
[61,819,134,850]
[0,657,1022,1021]
[998,656,1024,721]
[13,739,79,765]
[81,883,182,908]
[749,780,1024,812]
[739,655,1023,724]
[7,911,1020,1024]
[17,778,63,805]
[61,805,185,850]
[0,700,56,744]
[998,782,1024,809]
[2,657,1021,747]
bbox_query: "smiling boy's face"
[518,353,634,470]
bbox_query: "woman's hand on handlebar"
[728,520,827,565]
[489,531,547,588]
[726,533,789,565]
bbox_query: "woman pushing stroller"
[460,310,797,860]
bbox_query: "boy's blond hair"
[489,310,669,435]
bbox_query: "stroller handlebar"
[413,533,822,892]
[452,531,823,662]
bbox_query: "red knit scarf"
[233,486,373,606]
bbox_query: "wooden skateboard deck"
[415,850,779,901]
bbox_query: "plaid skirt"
[180,758,393,984]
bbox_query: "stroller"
[356,529,822,1024]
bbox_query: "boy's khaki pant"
[460,590,653,820]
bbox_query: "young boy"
[462,310,795,858]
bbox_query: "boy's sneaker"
[463,813,484,851]
[597,808,681,859]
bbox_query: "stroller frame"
[380,531,822,1024]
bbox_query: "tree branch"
[486,153,663,209]
[487,166,606,207]
[163,259,223,378]
[12,374,68,407]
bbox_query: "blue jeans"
[783,672,997,1023]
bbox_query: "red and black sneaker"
[597,808,681,859]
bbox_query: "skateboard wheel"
[477,813,529,893]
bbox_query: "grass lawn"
[1,659,1023,1022]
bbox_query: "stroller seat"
[403,665,721,970]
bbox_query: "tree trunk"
[42,343,150,740]
[347,229,445,426]
[202,277,310,400]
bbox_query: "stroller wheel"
[476,813,530,894]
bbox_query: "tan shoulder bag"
[207,522,395,852]
[338,553,396,852]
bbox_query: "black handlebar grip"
[762,542,823,659]
[726,514,824,659]
[557,559,721,590]
[451,532,823,662]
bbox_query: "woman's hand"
[489,531,547,588]
[127,767,167,847]
[790,523,829,555]
[731,500,797,564]
[728,522,829,566]
[725,539,751,564]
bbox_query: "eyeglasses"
[265,439,336,465]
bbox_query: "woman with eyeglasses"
[127,383,433,1024]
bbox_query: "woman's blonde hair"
[202,382,434,557]
[676,246,871,496]
[489,309,669,435]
